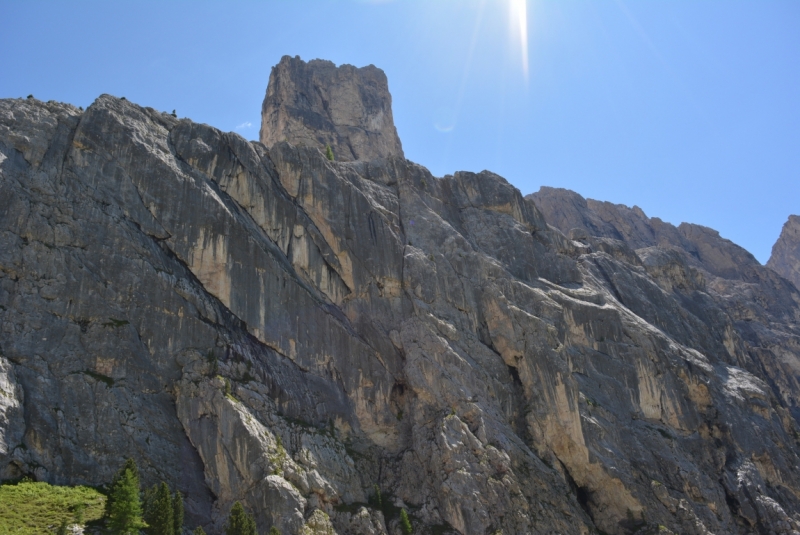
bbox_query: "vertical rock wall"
[1,62,800,534]
[260,56,404,162]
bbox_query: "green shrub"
[72,502,85,523]
[0,480,105,535]
[325,144,335,161]
[0,479,106,535]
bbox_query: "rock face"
[1,64,800,535]
[768,215,800,289]
[260,56,404,162]
[530,186,800,414]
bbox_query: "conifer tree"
[107,465,147,534]
[400,508,413,535]
[224,501,257,535]
[143,481,174,535]
[269,527,281,535]
[106,458,141,517]
[193,528,206,535]
[325,144,335,161]
[173,491,184,534]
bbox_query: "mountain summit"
[1,58,800,534]
[260,55,404,162]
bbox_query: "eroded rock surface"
[768,215,800,289]
[1,63,800,535]
[260,56,403,162]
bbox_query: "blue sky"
[2,1,798,263]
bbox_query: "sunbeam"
[509,0,529,82]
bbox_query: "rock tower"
[259,55,404,162]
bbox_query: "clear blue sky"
[2,1,798,263]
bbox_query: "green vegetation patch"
[0,480,106,534]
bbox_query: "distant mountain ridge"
[1,56,800,534]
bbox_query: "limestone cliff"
[1,59,800,535]
[768,215,800,290]
[260,56,404,162]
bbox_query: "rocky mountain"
[1,56,800,535]
[260,56,404,162]
[768,215,800,290]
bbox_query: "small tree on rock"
[269,527,281,535]
[325,144,335,161]
[224,501,257,535]
[400,508,413,535]
[193,528,207,535]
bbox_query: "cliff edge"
[768,215,800,289]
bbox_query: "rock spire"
[259,55,404,162]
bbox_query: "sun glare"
[509,0,529,82]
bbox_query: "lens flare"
[509,0,529,82]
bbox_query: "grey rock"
[768,215,800,289]
[1,60,800,535]
[260,56,404,162]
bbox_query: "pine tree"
[269,527,281,535]
[173,491,184,534]
[122,458,140,481]
[400,508,413,535]
[224,501,257,535]
[193,528,206,535]
[106,459,140,517]
[325,144,335,161]
[107,466,147,534]
[143,481,174,535]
